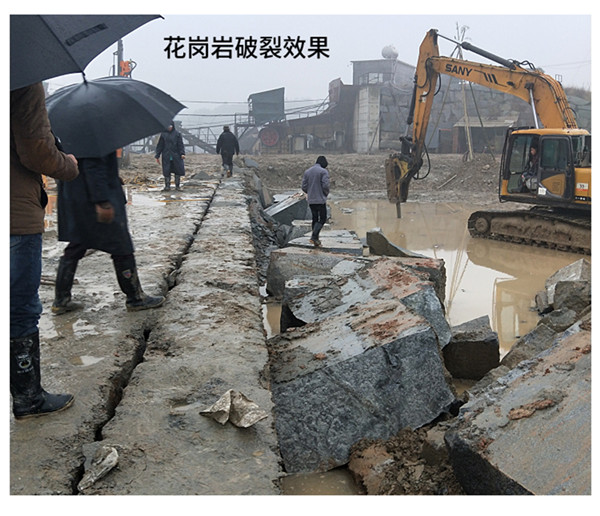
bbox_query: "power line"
[539,60,591,68]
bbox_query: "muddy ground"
[121,150,502,205]
[117,150,499,495]
[14,149,577,496]
[21,150,503,496]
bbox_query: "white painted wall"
[353,85,381,153]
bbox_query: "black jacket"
[57,152,133,255]
[216,130,239,156]
[155,128,186,176]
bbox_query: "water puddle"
[328,199,582,356]
[280,468,360,495]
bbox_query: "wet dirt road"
[10,170,282,495]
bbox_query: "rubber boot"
[112,255,165,311]
[162,176,171,191]
[10,332,74,420]
[51,256,84,314]
[175,175,182,191]
[310,222,324,246]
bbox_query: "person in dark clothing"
[302,155,330,247]
[155,122,185,191]
[216,125,239,177]
[10,82,79,419]
[52,151,165,314]
[521,143,539,192]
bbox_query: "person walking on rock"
[52,151,165,314]
[302,155,330,247]
[155,122,185,191]
[216,125,239,177]
[10,82,79,419]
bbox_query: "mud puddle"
[279,467,360,495]
[329,199,582,356]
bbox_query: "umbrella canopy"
[10,14,160,90]
[46,76,186,158]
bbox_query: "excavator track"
[468,207,591,254]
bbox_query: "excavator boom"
[427,58,577,129]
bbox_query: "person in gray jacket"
[301,156,330,247]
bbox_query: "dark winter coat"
[57,152,134,255]
[216,130,239,157]
[10,82,79,235]
[155,127,186,176]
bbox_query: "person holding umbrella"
[216,125,239,177]
[45,77,185,315]
[51,150,166,315]
[10,82,79,419]
[155,122,186,191]
[9,16,163,421]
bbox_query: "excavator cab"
[500,128,590,210]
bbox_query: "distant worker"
[155,121,185,191]
[302,156,330,247]
[52,151,166,314]
[521,142,539,192]
[216,125,239,177]
[10,82,79,419]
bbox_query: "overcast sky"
[9,4,594,129]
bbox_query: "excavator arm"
[386,28,578,203]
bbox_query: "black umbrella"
[10,14,161,90]
[46,76,186,158]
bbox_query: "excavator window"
[505,134,537,192]
[572,135,591,167]
[540,138,569,171]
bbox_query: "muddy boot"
[10,332,74,420]
[311,222,324,244]
[162,176,171,191]
[112,255,165,312]
[175,175,182,191]
[51,256,83,315]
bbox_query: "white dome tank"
[382,45,398,59]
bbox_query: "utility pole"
[455,24,474,161]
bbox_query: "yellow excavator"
[386,29,591,253]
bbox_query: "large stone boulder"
[263,192,310,225]
[267,255,456,474]
[443,316,500,380]
[445,320,591,495]
[288,229,363,256]
[265,247,367,298]
[269,313,457,474]
[536,258,590,310]
[366,227,427,258]
[280,256,450,346]
[505,259,591,371]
